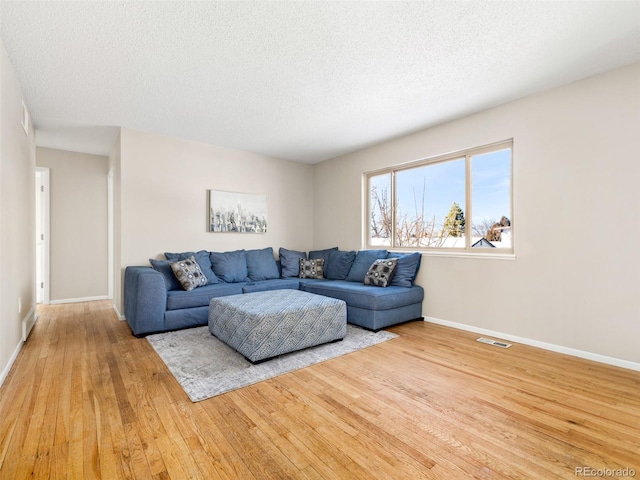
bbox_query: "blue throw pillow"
[165,250,219,284]
[325,249,356,280]
[309,247,338,278]
[387,252,422,287]
[245,247,280,281]
[279,247,307,277]
[149,259,181,290]
[209,250,249,283]
[345,250,389,282]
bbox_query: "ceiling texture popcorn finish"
[1,1,639,162]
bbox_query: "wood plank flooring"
[1,300,638,479]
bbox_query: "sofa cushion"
[242,278,301,293]
[297,277,329,287]
[149,259,181,291]
[299,258,324,279]
[364,258,398,287]
[309,247,338,277]
[345,250,388,282]
[245,247,280,281]
[166,283,245,310]
[326,249,356,280]
[279,247,307,277]
[209,250,249,283]
[164,250,219,284]
[302,280,423,311]
[387,252,422,287]
[169,256,208,291]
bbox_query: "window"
[367,141,512,253]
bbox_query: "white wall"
[114,128,315,313]
[314,62,640,365]
[36,147,109,302]
[0,38,36,385]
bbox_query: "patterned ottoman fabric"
[208,289,347,363]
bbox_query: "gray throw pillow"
[169,256,208,291]
[299,258,324,279]
[164,250,219,284]
[364,258,398,287]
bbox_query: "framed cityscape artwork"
[209,190,267,233]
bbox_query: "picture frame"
[209,190,267,233]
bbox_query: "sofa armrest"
[124,266,167,336]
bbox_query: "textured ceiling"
[1,1,639,163]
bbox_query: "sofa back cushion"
[309,247,338,278]
[149,258,182,290]
[279,247,307,277]
[386,252,422,287]
[245,247,280,281]
[209,250,249,283]
[325,249,356,280]
[345,250,388,282]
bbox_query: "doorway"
[35,167,50,305]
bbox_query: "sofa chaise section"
[301,280,423,331]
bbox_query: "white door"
[35,167,50,304]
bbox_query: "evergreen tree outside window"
[443,202,465,237]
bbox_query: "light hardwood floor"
[0,300,638,479]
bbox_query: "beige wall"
[0,39,36,384]
[314,62,640,364]
[36,147,109,301]
[114,128,315,312]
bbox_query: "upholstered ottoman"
[208,289,347,363]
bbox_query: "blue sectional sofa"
[124,247,423,337]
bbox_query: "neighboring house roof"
[472,238,496,248]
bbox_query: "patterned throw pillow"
[299,258,325,279]
[364,258,399,287]
[169,256,208,291]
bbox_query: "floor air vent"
[476,337,512,348]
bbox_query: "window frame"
[365,140,514,257]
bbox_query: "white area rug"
[147,324,397,402]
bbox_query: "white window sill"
[420,250,516,260]
[380,248,516,260]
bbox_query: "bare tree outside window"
[370,184,392,241]
[370,176,452,248]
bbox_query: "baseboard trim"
[112,303,125,321]
[22,307,36,342]
[424,316,640,372]
[0,340,22,388]
[50,295,110,305]
[0,309,35,388]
